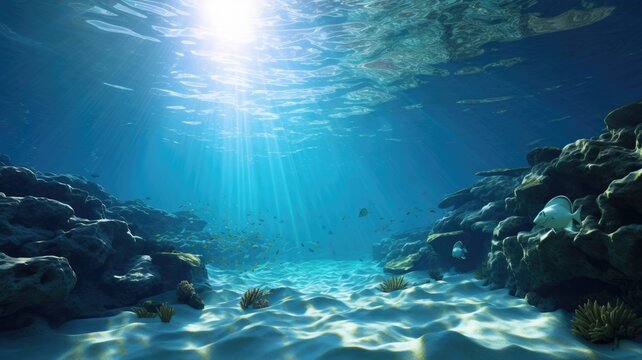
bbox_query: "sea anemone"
[240,287,269,310]
[379,276,409,293]
[571,299,642,348]
[158,303,175,323]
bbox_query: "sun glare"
[199,0,262,44]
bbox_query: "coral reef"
[372,227,438,273]
[0,160,210,329]
[132,306,157,318]
[571,299,642,348]
[240,288,270,310]
[373,99,642,312]
[158,303,175,323]
[379,276,409,293]
[177,280,205,310]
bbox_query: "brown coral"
[177,280,204,310]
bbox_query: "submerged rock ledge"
[0,164,209,329]
[374,99,642,312]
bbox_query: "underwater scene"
[2,0,642,359]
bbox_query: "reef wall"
[375,99,642,311]
[0,161,208,329]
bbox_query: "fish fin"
[545,195,572,212]
[461,255,466,260]
[572,207,582,224]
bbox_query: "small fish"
[275,249,280,255]
[534,195,581,230]
[145,196,151,200]
[301,243,305,247]
[308,248,314,252]
[90,173,100,178]
[358,208,368,217]
[452,241,468,260]
[428,209,435,213]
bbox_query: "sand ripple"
[1,260,642,359]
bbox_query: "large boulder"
[21,219,135,275]
[0,253,76,317]
[103,255,162,303]
[0,166,105,220]
[526,146,562,166]
[152,251,208,290]
[604,99,642,130]
[383,245,438,274]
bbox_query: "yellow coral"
[158,303,175,323]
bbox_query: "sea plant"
[571,299,642,349]
[132,306,157,318]
[240,287,269,310]
[379,276,409,293]
[158,302,176,323]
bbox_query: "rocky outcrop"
[377,99,642,312]
[372,228,440,273]
[0,161,211,329]
[526,146,562,166]
[485,100,642,310]
[604,99,642,130]
[475,168,529,177]
[0,253,76,317]
[107,201,206,239]
[383,246,439,274]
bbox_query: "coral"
[131,306,157,318]
[379,276,409,293]
[253,298,269,309]
[158,303,175,323]
[240,287,269,310]
[176,280,204,310]
[571,299,642,348]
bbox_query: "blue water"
[1,0,642,259]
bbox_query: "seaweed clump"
[240,288,270,310]
[379,276,409,293]
[177,280,205,310]
[132,306,157,318]
[571,299,642,348]
[158,303,176,323]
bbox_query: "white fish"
[533,195,581,229]
[452,241,467,260]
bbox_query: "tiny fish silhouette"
[358,208,368,217]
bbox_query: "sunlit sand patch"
[1,260,641,359]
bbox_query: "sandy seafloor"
[1,260,641,360]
